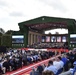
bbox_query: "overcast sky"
[0,0,76,33]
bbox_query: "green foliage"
[0,33,2,36]
[5,30,13,34]
[0,36,1,45]
[1,34,12,47]
[0,33,2,46]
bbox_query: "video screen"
[42,36,45,42]
[57,36,61,42]
[70,34,76,43]
[62,36,66,42]
[51,36,56,42]
[12,35,24,43]
[46,36,50,42]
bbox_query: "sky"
[0,0,76,33]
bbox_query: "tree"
[0,33,2,45]
[1,34,12,47]
[0,33,3,36]
[5,30,13,34]
[0,28,5,34]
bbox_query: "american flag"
[57,37,61,42]
[46,36,50,42]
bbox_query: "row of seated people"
[27,42,68,49]
[0,49,55,74]
[30,49,76,75]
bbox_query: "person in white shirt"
[0,60,6,74]
[53,57,64,70]
[44,60,57,74]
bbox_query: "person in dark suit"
[30,65,44,75]
[22,53,27,66]
[3,58,10,71]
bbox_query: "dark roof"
[18,16,75,31]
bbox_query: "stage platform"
[19,48,69,53]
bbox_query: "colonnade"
[28,31,42,45]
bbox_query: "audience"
[0,49,55,74]
[0,47,76,75]
[30,49,76,75]
[59,61,76,75]
[27,42,66,49]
